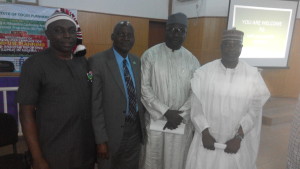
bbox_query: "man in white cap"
[185,28,270,169]
[17,8,95,169]
[140,12,200,169]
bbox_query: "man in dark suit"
[89,21,146,169]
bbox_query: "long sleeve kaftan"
[141,43,200,169]
[186,59,270,169]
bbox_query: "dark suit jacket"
[89,48,146,154]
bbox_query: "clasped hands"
[163,109,183,130]
[202,128,242,154]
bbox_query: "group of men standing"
[17,8,270,169]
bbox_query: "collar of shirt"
[112,48,135,86]
[163,42,182,53]
[219,59,240,72]
[113,48,130,68]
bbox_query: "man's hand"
[224,137,241,154]
[20,105,50,169]
[224,127,244,154]
[202,128,216,150]
[163,121,178,130]
[97,143,109,160]
[32,157,50,169]
[163,110,183,130]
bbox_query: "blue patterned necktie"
[123,59,137,122]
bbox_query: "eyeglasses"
[166,27,187,34]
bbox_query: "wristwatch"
[235,132,244,140]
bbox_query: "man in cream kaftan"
[185,28,270,169]
[186,60,269,169]
[141,13,200,169]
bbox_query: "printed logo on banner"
[0,4,77,72]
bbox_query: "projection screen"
[227,0,298,67]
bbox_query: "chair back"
[0,113,18,147]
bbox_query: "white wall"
[172,0,300,18]
[172,0,229,17]
[15,0,300,19]
[39,0,169,19]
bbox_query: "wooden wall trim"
[0,72,20,77]
[78,11,149,58]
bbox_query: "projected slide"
[228,0,298,67]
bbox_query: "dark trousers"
[98,120,141,169]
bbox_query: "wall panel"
[78,11,149,58]
[261,20,300,97]
[184,17,227,64]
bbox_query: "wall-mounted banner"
[0,4,77,72]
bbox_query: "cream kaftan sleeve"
[141,51,169,120]
[239,71,270,134]
[178,91,192,121]
[179,59,200,121]
[191,93,210,134]
[190,68,210,133]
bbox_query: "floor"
[0,97,298,169]
[256,97,297,169]
[257,122,291,169]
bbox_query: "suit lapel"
[106,49,126,96]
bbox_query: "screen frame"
[227,0,299,68]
